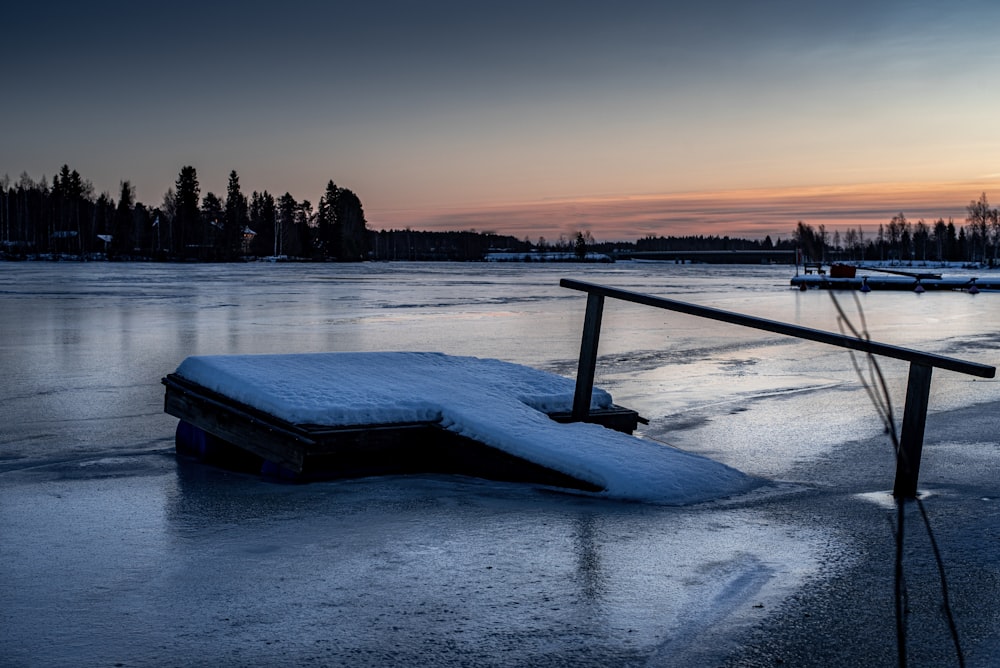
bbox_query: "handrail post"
[572,293,605,420]
[893,362,933,498]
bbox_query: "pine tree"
[334,187,367,260]
[224,170,248,260]
[248,190,276,257]
[174,166,200,257]
[52,165,90,254]
[110,181,136,258]
[295,199,314,257]
[317,180,340,258]
[277,192,298,257]
[201,192,224,256]
[316,181,367,260]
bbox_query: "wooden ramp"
[163,371,640,492]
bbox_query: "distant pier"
[790,264,998,291]
[625,249,796,263]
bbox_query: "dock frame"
[163,373,640,490]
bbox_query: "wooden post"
[572,293,604,420]
[893,362,933,498]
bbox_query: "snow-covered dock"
[163,352,752,504]
[789,264,999,291]
[790,274,997,291]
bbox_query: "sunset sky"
[5,1,1000,241]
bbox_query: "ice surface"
[4,263,999,666]
[175,352,753,504]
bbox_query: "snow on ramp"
[175,352,752,504]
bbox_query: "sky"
[4,0,1000,242]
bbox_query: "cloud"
[368,179,1000,241]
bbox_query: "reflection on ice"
[0,461,827,667]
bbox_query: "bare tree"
[966,192,991,263]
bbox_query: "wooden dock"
[790,263,999,291]
[163,371,640,491]
[789,274,995,291]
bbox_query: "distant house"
[242,227,256,255]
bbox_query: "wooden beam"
[572,292,604,420]
[164,378,311,472]
[893,362,933,498]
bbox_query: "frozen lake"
[2,261,999,666]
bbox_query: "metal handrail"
[560,278,996,497]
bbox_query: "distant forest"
[2,166,998,265]
[0,165,367,261]
[790,194,1000,265]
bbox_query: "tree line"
[793,193,1000,265]
[3,166,999,265]
[0,165,368,261]
[370,230,602,261]
[633,233,785,253]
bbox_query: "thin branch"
[826,289,962,667]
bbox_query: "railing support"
[893,362,933,498]
[572,293,604,420]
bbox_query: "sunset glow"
[371,179,1000,242]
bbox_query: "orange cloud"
[368,179,1000,242]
